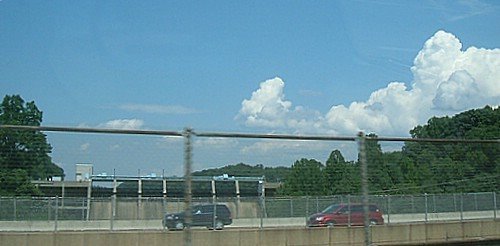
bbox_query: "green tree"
[406,105,499,192]
[281,158,325,196]
[381,151,406,193]
[324,150,360,195]
[364,134,394,193]
[402,142,441,193]
[0,95,64,196]
[0,169,41,196]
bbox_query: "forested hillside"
[284,106,498,195]
[195,106,499,196]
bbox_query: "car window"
[221,206,231,214]
[349,206,362,213]
[192,206,202,213]
[338,206,348,213]
[322,204,341,214]
[193,204,228,213]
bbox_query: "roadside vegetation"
[1,94,498,197]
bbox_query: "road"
[0,209,497,232]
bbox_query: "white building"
[75,163,93,181]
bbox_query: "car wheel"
[214,220,224,230]
[326,221,335,227]
[174,221,185,230]
[370,220,378,226]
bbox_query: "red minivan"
[307,203,384,227]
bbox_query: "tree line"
[0,94,498,197]
[193,106,499,196]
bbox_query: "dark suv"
[162,204,232,230]
[307,203,384,227]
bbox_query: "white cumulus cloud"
[98,119,144,130]
[236,77,323,132]
[237,77,292,128]
[119,103,199,114]
[237,30,500,136]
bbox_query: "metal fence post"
[162,169,168,227]
[54,196,59,232]
[357,132,371,246]
[235,180,240,219]
[411,195,415,213]
[453,193,457,212]
[111,196,115,230]
[259,180,265,229]
[474,193,478,211]
[460,193,464,221]
[305,196,309,223]
[386,195,391,224]
[493,192,497,220]
[183,128,193,246]
[212,197,217,228]
[47,197,51,222]
[424,193,428,222]
[259,196,264,229]
[13,197,17,221]
[316,197,319,213]
[138,170,142,220]
[81,198,85,221]
[432,194,436,213]
[86,179,92,221]
[347,194,351,227]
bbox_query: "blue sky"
[1,1,499,178]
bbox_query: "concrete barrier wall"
[1,220,499,246]
[89,200,260,220]
[88,199,498,221]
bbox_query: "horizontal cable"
[0,125,183,137]
[0,124,498,143]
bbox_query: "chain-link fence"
[0,124,498,246]
[0,192,498,231]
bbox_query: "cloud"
[98,119,144,130]
[237,77,292,128]
[237,30,500,136]
[80,143,90,151]
[119,103,199,114]
[240,140,331,154]
[109,144,120,150]
[236,77,323,132]
[194,138,239,149]
[412,31,500,111]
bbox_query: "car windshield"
[321,204,341,214]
